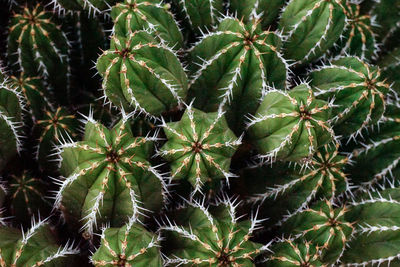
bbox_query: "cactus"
[0,78,23,172]
[247,84,334,163]
[279,200,353,264]
[161,198,270,266]
[7,171,51,225]
[54,112,165,237]
[0,217,79,266]
[341,187,400,266]
[371,0,400,44]
[159,106,241,196]
[228,0,286,27]
[188,17,288,132]
[378,46,400,95]
[111,0,183,50]
[336,2,378,60]
[91,217,162,266]
[171,0,224,32]
[248,144,349,225]
[7,4,70,105]
[279,0,347,65]
[261,239,325,267]
[96,32,188,118]
[51,0,118,15]
[0,179,6,225]
[310,56,390,138]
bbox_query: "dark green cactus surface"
[0,0,399,266]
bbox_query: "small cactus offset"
[91,217,162,266]
[159,106,241,196]
[0,0,400,266]
[247,84,334,162]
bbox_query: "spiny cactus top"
[279,0,347,65]
[262,239,325,267]
[247,84,334,163]
[159,106,241,196]
[0,79,23,172]
[91,217,162,266]
[96,31,188,118]
[279,200,353,264]
[310,56,390,138]
[0,218,79,266]
[55,112,165,237]
[111,0,183,49]
[52,0,117,14]
[161,198,270,266]
[8,3,69,104]
[188,17,288,132]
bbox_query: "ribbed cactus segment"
[247,84,334,162]
[9,73,51,121]
[0,218,79,266]
[55,113,165,237]
[310,56,390,138]
[347,103,400,192]
[0,79,23,172]
[96,32,188,117]
[341,187,400,266]
[159,106,240,196]
[279,200,353,264]
[279,0,347,65]
[262,239,324,267]
[7,4,69,104]
[189,17,288,132]
[162,198,269,266]
[8,171,51,225]
[379,46,400,94]
[91,217,162,266]
[337,3,377,60]
[111,0,183,50]
[229,0,286,27]
[172,0,224,32]
[250,144,348,225]
[52,0,117,14]
[371,0,400,43]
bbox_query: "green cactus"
[341,187,400,266]
[371,0,400,44]
[8,171,51,225]
[161,198,270,266]
[171,0,224,32]
[228,0,286,27]
[111,0,183,50]
[248,144,349,225]
[51,0,118,14]
[96,32,188,118]
[378,46,400,95]
[310,56,390,138]
[159,106,240,196]
[91,217,162,266]
[188,17,288,132]
[7,4,70,105]
[279,0,347,65]
[347,102,400,192]
[0,218,79,266]
[0,78,23,172]
[54,112,165,237]
[279,200,353,264]
[336,2,378,60]
[261,239,325,267]
[247,84,334,163]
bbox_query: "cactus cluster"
[0,0,400,266]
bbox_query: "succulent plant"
[188,17,288,132]
[54,112,165,237]
[279,200,354,264]
[378,46,400,95]
[371,0,400,44]
[161,198,270,266]
[96,32,188,118]
[91,217,162,266]
[279,0,347,65]
[247,84,334,163]
[0,217,79,266]
[52,0,118,14]
[159,106,241,196]
[310,56,390,138]
[111,0,183,49]
[8,4,70,105]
